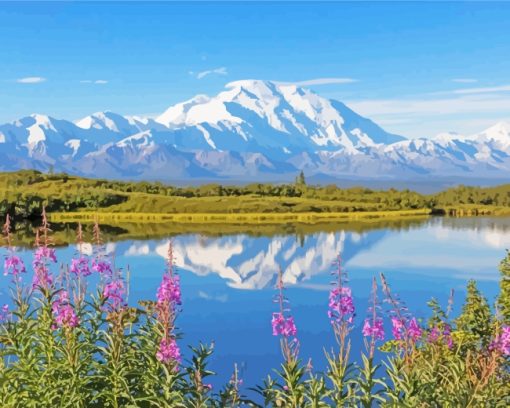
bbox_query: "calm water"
[1,216,508,387]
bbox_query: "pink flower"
[33,247,57,265]
[443,324,454,349]
[33,268,53,288]
[103,280,125,310]
[408,318,422,341]
[391,316,422,342]
[284,316,297,337]
[156,337,181,364]
[362,317,384,341]
[92,259,112,276]
[428,326,440,342]
[328,286,355,324]
[70,256,91,277]
[391,317,405,340]
[52,291,79,328]
[490,325,510,356]
[272,312,297,337]
[428,324,453,348]
[4,255,26,278]
[362,319,371,337]
[32,246,57,289]
[157,273,181,306]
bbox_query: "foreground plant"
[256,269,306,407]
[0,214,509,407]
[324,254,356,405]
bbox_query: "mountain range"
[1,79,510,182]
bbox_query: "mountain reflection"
[121,230,387,289]
[6,216,510,289]
[116,216,510,288]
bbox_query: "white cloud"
[348,94,510,117]
[196,67,228,79]
[452,84,510,95]
[285,77,357,86]
[197,290,228,302]
[452,78,478,83]
[375,118,414,126]
[80,80,108,84]
[125,243,150,256]
[346,92,510,138]
[17,76,46,84]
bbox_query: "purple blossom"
[428,326,440,343]
[391,317,405,340]
[328,286,355,324]
[362,317,385,341]
[390,316,422,343]
[92,259,113,276]
[271,270,300,362]
[52,291,79,329]
[272,312,297,337]
[4,255,26,278]
[70,256,91,277]
[490,326,510,356]
[156,337,181,364]
[103,280,125,310]
[32,247,56,289]
[33,247,57,265]
[156,273,181,306]
[428,324,453,349]
[408,318,422,341]
[443,324,454,349]
[33,268,53,288]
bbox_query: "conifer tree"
[296,170,306,186]
[456,280,492,345]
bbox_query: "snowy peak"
[156,80,404,152]
[1,79,510,181]
[29,114,57,129]
[477,121,510,145]
[156,95,211,126]
[76,111,140,134]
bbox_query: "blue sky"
[1,1,510,137]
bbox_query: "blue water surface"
[1,216,507,390]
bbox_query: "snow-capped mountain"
[1,79,510,181]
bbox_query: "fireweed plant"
[0,216,509,407]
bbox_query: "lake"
[1,216,508,388]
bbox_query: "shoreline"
[46,204,510,225]
[48,209,432,224]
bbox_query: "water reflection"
[2,216,508,386]
[121,230,386,289]
[89,216,508,289]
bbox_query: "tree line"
[0,170,509,219]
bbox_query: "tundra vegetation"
[0,212,509,407]
[1,170,510,220]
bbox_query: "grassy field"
[2,170,510,221]
[49,208,432,224]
